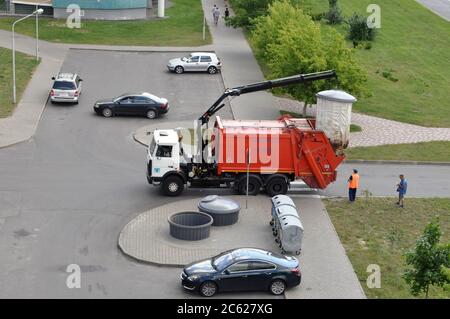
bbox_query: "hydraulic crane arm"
[198,70,337,125]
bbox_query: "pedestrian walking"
[396,174,408,208]
[212,5,217,23]
[212,5,220,26]
[348,169,359,202]
[224,6,230,20]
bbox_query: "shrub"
[325,5,344,24]
[227,0,274,29]
[347,13,377,46]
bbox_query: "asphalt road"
[0,50,274,299]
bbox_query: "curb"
[68,47,216,54]
[345,159,450,166]
[133,133,148,148]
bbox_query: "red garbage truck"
[146,70,355,196]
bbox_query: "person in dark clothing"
[224,6,230,19]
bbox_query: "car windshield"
[113,95,127,102]
[53,81,76,90]
[181,54,192,61]
[212,251,234,270]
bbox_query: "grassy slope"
[312,0,450,127]
[346,141,450,162]
[325,197,450,299]
[0,48,39,118]
[0,0,211,46]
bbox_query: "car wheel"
[238,175,261,196]
[266,177,288,197]
[270,279,286,295]
[199,281,217,297]
[161,175,184,196]
[146,109,158,119]
[208,66,217,74]
[102,108,113,118]
[175,66,184,74]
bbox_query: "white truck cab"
[147,130,181,181]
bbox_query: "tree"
[325,0,343,25]
[403,220,450,298]
[252,0,367,116]
[226,0,310,29]
[227,0,274,28]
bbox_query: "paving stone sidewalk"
[276,97,450,148]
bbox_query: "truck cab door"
[151,144,179,178]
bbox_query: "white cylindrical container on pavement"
[316,90,357,150]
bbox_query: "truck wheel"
[266,177,288,196]
[238,176,261,196]
[161,175,184,196]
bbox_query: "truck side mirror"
[51,77,55,80]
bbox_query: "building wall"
[12,3,53,15]
[54,7,147,20]
[52,0,147,9]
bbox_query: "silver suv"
[167,52,221,74]
[50,73,83,104]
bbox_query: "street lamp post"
[12,8,43,104]
[36,5,39,60]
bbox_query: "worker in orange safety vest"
[348,169,360,202]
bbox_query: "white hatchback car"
[167,52,222,74]
[50,73,83,104]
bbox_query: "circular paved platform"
[118,196,278,266]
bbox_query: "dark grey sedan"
[93,92,169,119]
[181,248,301,297]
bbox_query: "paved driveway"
[0,49,272,299]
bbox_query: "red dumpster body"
[212,116,345,189]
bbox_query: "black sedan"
[93,92,169,119]
[181,248,301,297]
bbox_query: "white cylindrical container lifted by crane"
[316,90,357,150]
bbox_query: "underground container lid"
[198,195,241,214]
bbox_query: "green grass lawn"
[346,141,450,162]
[0,0,211,46]
[325,197,450,299]
[308,0,450,127]
[0,47,39,118]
